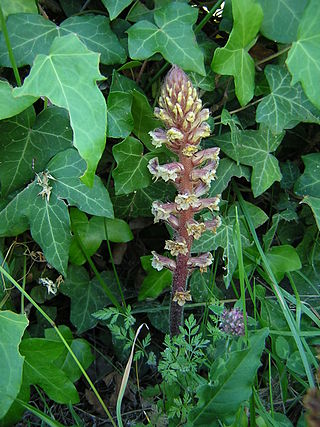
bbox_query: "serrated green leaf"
[295,153,320,229]
[0,106,72,197]
[14,34,107,186]
[0,14,126,67]
[286,0,320,109]
[193,201,267,286]
[208,157,250,196]
[48,148,114,218]
[215,127,283,197]
[138,256,172,301]
[127,2,205,75]
[257,0,308,43]
[188,329,269,426]
[112,136,153,195]
[113,180,175,218]
[0,80,36,120]
[107,71,134,138]
[101,0,134,20]
[211,0,263,106]
[0,311,28,419]
[0,0,37,30]
[256,65,320,133]
[60,265,118,333]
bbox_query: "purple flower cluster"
[220,308,245,336]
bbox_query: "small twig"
[136,60,148,83]
[255,45,291,67]
[213,98,262,122]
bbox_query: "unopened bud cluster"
[148,66,221,309]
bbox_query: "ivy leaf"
[49,149,113,218]
[107,70,134,138]
[193,202,267,286]
[0,106,72,198]
[138,256,172,301]
[257,0,308,43]
[0,80,36,120]
[127,2,205,75]
[0,14,58,67]
[0,0,37,30]
[211,0,263,106]
[286,0,320,109]
[188,329,269,425]
[14,34,107,186]
[20,334,85,404]
[29,191,71,276]
[60,265,119,333]
[69,210,132,265]
[59,15,126,65]
[215,127,283,197]
[208,157,250,196]
[44,326,94,383]
[0,311,28,419]
[256,65,320,133]
[295,153,320,230]
[112,136,153,195]
[113,180,175,218]
[131,89,161,150]
[0,14,126,67]
[265,245,301,282]
[101,0,134,20]
[0,149,113,275]
[69,208,105,265]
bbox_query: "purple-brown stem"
[148,65,221,337]
[170,155,194,335]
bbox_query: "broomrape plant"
[148,66,221,335]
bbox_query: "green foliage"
[139,255,172,300]
[295,153,320,229]
[188,328,269,426]
[128,2,205,75]
[60,265,120,333]
[14,34,107,186]
[212,0,263,106]
[286,0,320,109]
[0,0,320,424]
[0,311,28,419]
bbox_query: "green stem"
[0,265,117,427]
[234,206,248,342]
[21,255,27,314]
[0,6,21,86]
[194,0,224,33]
[72,227,122,311]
